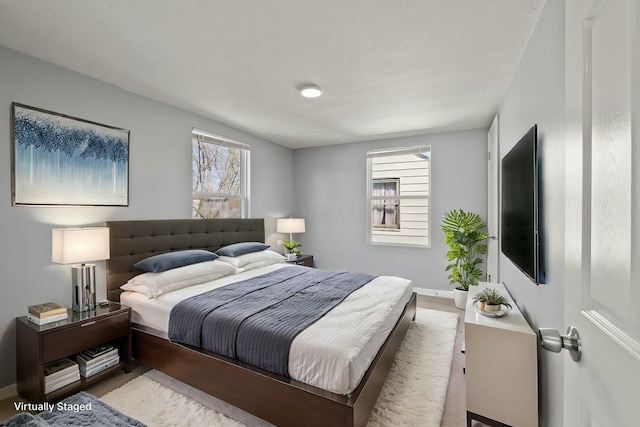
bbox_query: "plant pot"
[453,287,468,310]
[484,303,501,312]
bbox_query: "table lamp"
[277,218,305,260]
[52,227,110,312]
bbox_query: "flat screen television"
[501,125,545,284]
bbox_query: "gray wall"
[0,45,293,388]
[0,10,567,425]
[497,2,565,426]
[292,129,487,290]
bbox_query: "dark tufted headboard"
[105,218,265,302]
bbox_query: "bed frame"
[106,218,416,427]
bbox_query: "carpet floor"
[101,308,458,427]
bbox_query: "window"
[372,178,400,229]
[192,129,250,219]
[367,145,430,247]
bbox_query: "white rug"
[101,308,458,427]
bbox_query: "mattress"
[121,263,413,395]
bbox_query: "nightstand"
[16,302,132,402]
[286,254,314,267]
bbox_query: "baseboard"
[413,287,454,299]
[0,382,17,400]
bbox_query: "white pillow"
[235,259,288,274]
[121,260,234,298]
[217,250,285,269]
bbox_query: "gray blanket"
[1,392,145,427]
[169,266,375,376]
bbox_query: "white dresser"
[464,282,538,427]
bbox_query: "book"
[45,366,79,385]
[45,371,80,394]
[45,366,79,383]
[77,348,118,367]
[80,344,115,359]
[43,358,77,379]
[44,367,80,385]
[45,377,80,394]
[28,302,67,318]
[79,356,119,378]
[27,313,68,325]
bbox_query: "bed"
[106,218,417,427]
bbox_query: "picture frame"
[11,103,130,206]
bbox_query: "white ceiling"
[0,0,544,149]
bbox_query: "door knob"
[538,326,582,362]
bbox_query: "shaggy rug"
[1,392,145,427]
[101,307,458,427]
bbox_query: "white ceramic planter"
[453,287,468,310]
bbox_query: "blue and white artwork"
[12,104,129,206]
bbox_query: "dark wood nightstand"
[286,254,314,267]
[16,302,132,402]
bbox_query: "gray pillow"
[134,249,218,273]
[216,242,269,257]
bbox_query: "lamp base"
[71,264,96,312]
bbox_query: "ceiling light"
[299,84,322,98]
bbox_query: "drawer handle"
[81,321,96,327]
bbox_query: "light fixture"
[52,227,110,312]
[299,84,322,98]
[277,218,306,260]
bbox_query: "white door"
[564,0,640,425]
[486,115,499,283]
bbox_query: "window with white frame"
[367,145,430,247]
[372,178,400,229]
[192,129,250,219]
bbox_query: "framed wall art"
[11,103,130,206]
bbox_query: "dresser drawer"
[43,311,129,363]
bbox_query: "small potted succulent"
[473,287,512,312]
[283,240,301,261]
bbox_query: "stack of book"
[76,344,119,378]
[27,302,68,325]
[43,358,80,394]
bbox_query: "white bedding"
[121,263,413,395]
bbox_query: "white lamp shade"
[52,227,110,264]
[277,218,305,234]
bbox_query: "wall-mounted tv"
[501,125,545,284]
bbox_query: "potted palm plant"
[441,209,488,309]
